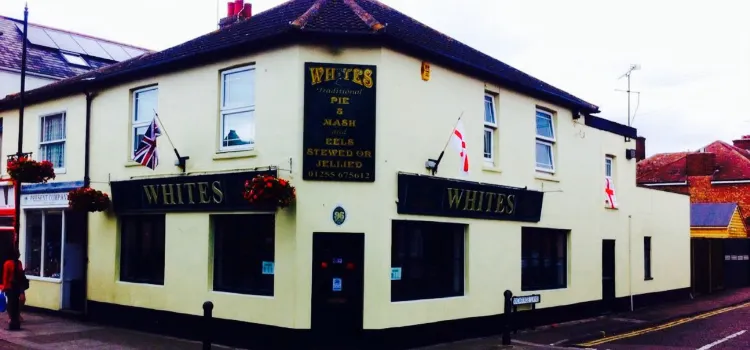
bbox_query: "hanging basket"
[7,157,55,183]
[243,175,296,209]
[68,187,111,212]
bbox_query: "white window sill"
[54,168,66,175]
[483,164,502,173]
[210,290,274,299]
[27,275,61,283]
[213,149,258,160]
[535,171,559,183]
[116,280,165,288]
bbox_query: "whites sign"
[512,294,541,306]
[21,192,69,208]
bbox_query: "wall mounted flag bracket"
[173,149,189,174]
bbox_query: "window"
[535,109,556,172]
[391,220,465,302]
[521,227,567,291]
[484,93,497,163]
[212,214,275,296]
[131,86,158,158]
[39,112,66,170]
[24,210,63,279]
[644,236,652,280]
[60,52,89,67]
[605,156,614,178]
[219,65,256,151]
[120,215,165,285]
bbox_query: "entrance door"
[61,212,86,312]
[601,239,616,313]
[311,233,365,342]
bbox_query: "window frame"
[23,209,66,282]
[60,51,89,67]
[131,86,159,159]
[605,155,614,178]
[521,227,568,291]
[118,214,166,286]
[219,65,256,152]
[38,111,67,173]
[390,220,466,302]
[644,236,653,280]
[483,93,498,164]
[535,109,556,173]
[211,214,276,296]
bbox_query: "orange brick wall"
[640,176,750,236]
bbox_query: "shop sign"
[302,62,377,182]
[21,192,69,208]
[110,170,277,214]
[396,173,545,222]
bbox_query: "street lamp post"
[11,4,31,251]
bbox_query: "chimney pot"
[241,3,252,19]
[227,2,236,16]
[234,0,244,14]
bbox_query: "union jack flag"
[133,118,162,170]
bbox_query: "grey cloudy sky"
[2,0,748,157]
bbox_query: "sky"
[1,0,748,157]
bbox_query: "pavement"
[0,312,235,349]
[1,287,750,350]
[415,286,750,350]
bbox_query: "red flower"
[68,187,110,212]
[243,174,296,209]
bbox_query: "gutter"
[711,180,750,185]
[640,182,687,186]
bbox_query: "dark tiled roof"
[0,0,600,115]
[0,15,150,93]
[637,141,750,184]
[691,203,738,228]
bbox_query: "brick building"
[637,135,750,235]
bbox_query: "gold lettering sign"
[141,182,225,206]
[309,66,374,88]
[446,188,516,215]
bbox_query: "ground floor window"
[212,214,275,296]
[24,210,64,278]
[120,214,165,285]
[391,220,466,302]
[521,227,568,291]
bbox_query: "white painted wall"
[0,69,58,99]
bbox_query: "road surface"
[577,301,750,349]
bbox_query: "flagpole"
[152,110,189,173]
[426,111,464,176]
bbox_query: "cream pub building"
[0,0,690,348]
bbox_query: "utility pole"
[616,64,641,142]
[11,3,31,251]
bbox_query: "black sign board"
[110,170,277,214]
[302,62,377,182]
[512,294,541,306]
[396,173,544,222]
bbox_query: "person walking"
[2,247,27,330]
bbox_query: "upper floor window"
[605,155,614,178]
[220,65,256,151]
[132,86,158,158]
[484,93,497,164]
[535,109,556,173]
[60,52,89,67]
[39,112,66,170]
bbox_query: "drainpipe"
[628,215,633,312]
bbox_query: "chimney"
[733,135,750,150]
[686,152,716,176]
[219,1,252,29]
[635,136,646,162]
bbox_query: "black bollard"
[502,290,513,346]
[203,301,214,350]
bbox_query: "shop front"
[20,181,87,312]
